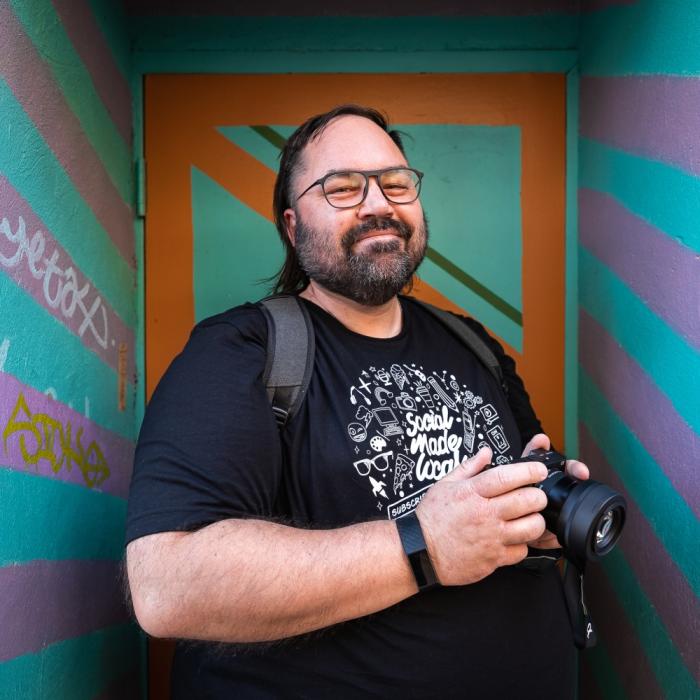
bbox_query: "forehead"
[299,115,408,178]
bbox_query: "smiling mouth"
[355,230,403,243]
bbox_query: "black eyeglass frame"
[295,167,424,209]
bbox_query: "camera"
[527,448,626,566]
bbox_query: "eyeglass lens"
[323,169,420,208]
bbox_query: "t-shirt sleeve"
[460,317,544,446]
[125,305,283,544]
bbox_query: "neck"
[300,281,403,338]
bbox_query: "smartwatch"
[395,511,440,592]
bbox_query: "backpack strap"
[412,299,506,395]
[259,295,315,428]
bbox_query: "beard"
[294,214,429,306]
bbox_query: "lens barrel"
[540,473,626,563]
[528,449,627,565]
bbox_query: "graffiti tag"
[2,392,110,488]
[0,215,109,348]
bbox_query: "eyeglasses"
[353,451,394,477]
[296,168,424,209]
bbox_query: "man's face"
[283,116,428,306]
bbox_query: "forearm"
[127,517,417,643]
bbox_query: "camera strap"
[563,559,597,649]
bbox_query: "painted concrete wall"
[577,1,700,698]
[0,0,142,697]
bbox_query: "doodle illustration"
[369,475,388,499]
[373,407,403,437]
[347,422,367,442]
[480,403,499,425]
[350,386,372,405]
[427,376,458,412]
[370,435,388,452]
[345,362,514,520]
[374,387,394,405]
[393,453,415,494]
[353,450,394,477]
[390,364,409,390]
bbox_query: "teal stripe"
[0,469,126,564]
[580,0,700,76]
[8,0,131,204]
[580,370,699,596]
[86,0,131,81]
[579,247,700,435]
[600,548,698,699]
[564,68,579,455]
[135,49,578,75]
[0,79,135,327]
[0,623,140,699]
[585,640,628,700]
[131,15,579,53]
[0,273,135,440]
[580,138,700,254]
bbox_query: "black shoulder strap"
[259,295,315,428]
[411,299,505,393]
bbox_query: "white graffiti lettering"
[0,216,109,348]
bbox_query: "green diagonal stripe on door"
[425,246,523,326]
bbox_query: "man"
[126,104,588,698]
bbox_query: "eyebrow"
[317,165,410,179]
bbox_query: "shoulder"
[400,296,506,357]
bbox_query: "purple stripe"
[0,559,129,662]
[580,425,700,683]
[93,669,142,700]
[0,374,133,498]
[124,0,579,15]
[51,0,131,147]
[581,76,700,177]
[579,188,700,350]
[0,177,135,378]
[584,556,666,700]
[579,309,700,518]
[0,5,134,267]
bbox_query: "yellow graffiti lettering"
[2,392,110,488]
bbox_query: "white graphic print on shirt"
[346,363,513,519]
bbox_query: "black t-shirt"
[126,296,574,699]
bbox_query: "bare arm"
[127,448,548,643]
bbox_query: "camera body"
[526,448,626,566]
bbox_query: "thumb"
[443,446,493,482]
[521,432,550,458]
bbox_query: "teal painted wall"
[0,0,142,697]
[577,1,700,698]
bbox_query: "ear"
[283,209,297,247]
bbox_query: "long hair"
[271,104,406,294]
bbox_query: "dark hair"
[271,104,406,294]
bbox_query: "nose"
[357,176,394,218]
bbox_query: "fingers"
[502,513,546,546]
[470,461,548,499]
[442,446,493,482]
[521,432,550,458]
[566,459,590,481]
[492,486,547,521]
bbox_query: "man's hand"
[416,446,549,586]
[520,433,590,549]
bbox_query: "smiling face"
[283,115,428,306]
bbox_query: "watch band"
[395,511,440,591]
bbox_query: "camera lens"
[541,476,626,565]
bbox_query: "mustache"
[341,217,412,249]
